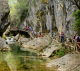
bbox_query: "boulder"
[22,35,51,51]
[18,36,29,44]
[0,37,10,51]
[47,54,80,71]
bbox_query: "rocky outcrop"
[0,0,10,50]
[0,0,10,36]
[22,34,51,51]
[53,0,78,37]
[18,36,29,44]
[47,54,80,71]
[0,37,10,51]
[10,0,78,38]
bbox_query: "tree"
[8,0,29,26]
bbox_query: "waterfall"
[6,37,16,44]
[11,38,14,41]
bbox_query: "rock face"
[0,0,10,36]
[10,0,78,38]
[53,0,78,37]
[0,0,10,50]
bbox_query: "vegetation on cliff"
[72,10,80,31]
[8,0,29,26]
[72,0,80,32]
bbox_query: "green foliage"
[9,0,29,26]
[75,69,79,71]
[10,33,13,36]
[57,48,65,57]
[72,10,80,31]
[2,35,7,40]
[8,0,39,27]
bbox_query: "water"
[0,44,57,71]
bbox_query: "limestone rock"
[18,36,29,44]
[0,37,10,51]
[47,54,80,71]
[22,35,50,51]
[0,0,10,36]
[0,0,10,51]
[10,0,78,38]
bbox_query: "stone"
[0,0,10,36]
[0,37,10,51]
[18,36,29,44]
[0,0,10,51]
[47,54,80,71]
[22,34,50,51]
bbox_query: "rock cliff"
[0,0,10,50]
[11,0,78,38]
[0,0,10,36]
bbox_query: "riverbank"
[3,32,80,71]
[47,53,80,71]
[21,33,80,71]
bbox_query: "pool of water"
[0,44,57,71]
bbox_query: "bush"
[57,48,65,57]
[9,0,29,26]
[72,10,80,31]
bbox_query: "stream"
[0,43,56,71]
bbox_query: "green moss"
[2,35,7,40]
[39,45,48,52]
[33,45,35,46]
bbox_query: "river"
[0,44,56,71]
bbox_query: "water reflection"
[0,44,56,71]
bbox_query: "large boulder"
[18,36,29,44]
[22,35,51,51]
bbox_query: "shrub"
[72,10,80,31]
[57,48,65,57]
